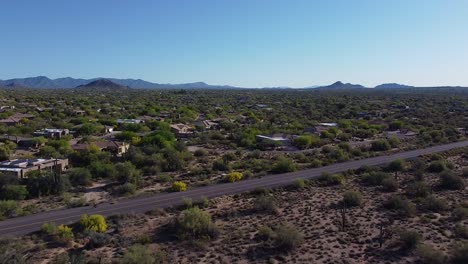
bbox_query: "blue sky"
[1,0,467,87]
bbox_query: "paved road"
[1,140,468,237]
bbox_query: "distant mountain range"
[0,76,466,90]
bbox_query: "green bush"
[121,244,167,264]
[450,241,468,264]
[79,214,107,233]
[318,173,345,186]
[398,229,422,250]
[0,185,28,200]
[408,181,431,198]
[361,171,390,186]
[422,195,447,212]
[175,207,218,240]
[55,225,74,245]
[254,195,278,214]
[381,177,398,192]
[454,224,468,239]
[452,205,468,221]
[114,183,137,196]
[343,191,363,207]
[293,179,306,189]
[271,157,296,174]
[439,171,465,190]
[0,200,17,219]
[383,196,416,217]
[86,232,111,249]
[225,172,243,183]
[273,223,304,250]
[41,222,58,235]
[416,244,446,264]
[371,139,391,151]
[172,181,187,192]
[428,160,447,173]
[256,226,274,241]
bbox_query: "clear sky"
[1,0,467,87]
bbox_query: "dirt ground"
[16,152,468,263]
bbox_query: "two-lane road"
[1,140,468,237]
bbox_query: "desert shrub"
[371,139,391,151]
[175,207,218,240]
[41,222,58,235]
[115,162,141,185]
[454,224,468,239]
[452,205,468,220]
[66,196,87,208]
[450,241,468,264]
[0,200,17,219]
[408,181,431,198]
[0,185,28,200]
[342,191,363,207]
[172,181,187,192]
[0,239,29,264]
[383,196,416,217]
[254,195,278,214]
[271,157,296,173]
[416,244,446,264]
[79,214,107,233]
[293,178,306,189]
[55,252,86,264]
[462,168,468,178]
[121,244,167,264]
[318,173,345,186]
[197,196,209,208]
[155,174,172,183]
[422,196,447,212]
[273,223,304,250]
[439,171,465,190]
[67,168,93,187]
[428,160,447,173]
[381,177,398,192]
[361,171,390,186]
[114,183,136,196]
[194,149,207,157]
[182,197,193,209]
[225,172,243,183]
[256,226,274,241]
[55,225,74,244]
[398,229,422,250]
[86,232,110,249]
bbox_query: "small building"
[255,134,295,146]
[72,141,130,156]
[33,128,70,139]
[202,120,221,130]
[0,158,68,178]
[0,113,34,126]
[170,124,194,138]
[0,135,43,149]
[73,110,86,116]
[117,119,143,124]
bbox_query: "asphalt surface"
[1,140,468,237]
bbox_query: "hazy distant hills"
[0,76,239,89]
[374,83,415,89]
[0,76,467,90]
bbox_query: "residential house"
[72,141,130,156]
[117,119,143,124]
[0,113,34,126]
[0,135,44,149]
[73,110,86,116]
[33,128,70,139]
[170,124,194,138]
[0,158,68,178]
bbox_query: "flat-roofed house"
[33,128,70,139]
[72,141,130,156]
[0,158,68,178]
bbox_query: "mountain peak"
[76,79,130,90]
